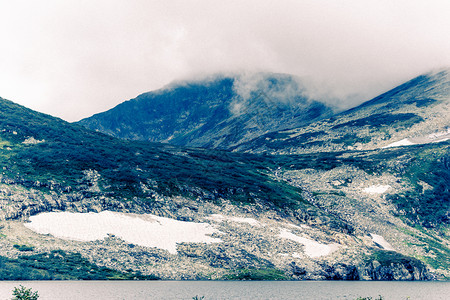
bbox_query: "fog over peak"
[0,0,449,121]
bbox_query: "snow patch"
[363,185,391,194]
[25,211,221,254]
[161,134,175,143]
[284,223,310,230]
[207,214,262,226]
[383,129,450,149]
[279,252,303,259]
[383,138,415,148]
[370,233,395,251]
[278,229,339,258]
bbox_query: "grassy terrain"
[0,97,307,211]
[398,227,450,271]
[0,250,158,280]
[368,250,426,269]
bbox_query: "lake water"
[0,281,449,300]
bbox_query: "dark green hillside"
[347,72,443,111]
[79,78,235,142]
[0,250,157,280]
[0,97,308,211]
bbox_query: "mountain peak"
[77,72,333,149]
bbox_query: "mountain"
[0,71,448,281]
[233,69,450,154]
[77,73,333,149]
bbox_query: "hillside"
[234,69,450,154]
[0,83,448,280]
[0,96,313,215]
[77,73,333,149]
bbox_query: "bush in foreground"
[11,285,39,300]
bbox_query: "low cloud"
[229,72,309,116]
[233,73,305,103]
[0,0,449,121]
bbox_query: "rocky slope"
[233,69,450,154]
[77,73,333,150]
[0,73,448,281]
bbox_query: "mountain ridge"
[233,69,450,154]
[77,72,334,149]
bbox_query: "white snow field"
[370,233,395,251]
[383,138,415,148]
[383,129,450,149]
[25,211,221,254]
[278,229,339,258]
[207,214,262,226]
[363,185,391,194]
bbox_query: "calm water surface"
[0,281,449,300]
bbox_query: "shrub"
[11,285,39,300]
[13,244,34,252]
[222,268,289,280]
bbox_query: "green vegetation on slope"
[368,250,426,269]
[0,250,158,280]
[386,148,449,230]
[398,227,450,271]
[266,141,449,231]
[0,97,306,211]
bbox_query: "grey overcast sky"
[1,0,449,122]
